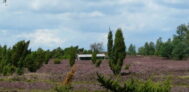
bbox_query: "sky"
[0,0,189,50]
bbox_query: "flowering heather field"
[0,56,189,92]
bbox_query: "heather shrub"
[54,59,61,64]
[124,64,130,70]
[97,73,171,92]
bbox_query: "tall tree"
[109,29,126,75]
[11,40,31,74]
[128,44,136,56]
[69,47,77,66]
[107,29,113,57]
[171,24,189,60]
[144,42,149,55]
[138,47,145,55]
[159,39,173,59]
[155,37,163,56]
[148,42,155,55]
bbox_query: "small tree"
[25,48,46,72]
[107,30,113,57]
[11,40,31,75]
[92,51,97,64]
[69,47,77,67]
[109,29,126,75]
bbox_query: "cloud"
[17,29,63,50]
[0,0,189,50]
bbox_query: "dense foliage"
[127,44,136,56]
[0,40,82,75]
[97,73,171,92]
[67,47,77,67]
[138,42,155,56]
[92,51,97,64]
[53,59,61,64]
[107,30,113,57]
[138,24,189,60]
[25,48,51,72]
[109,29,126,75]
[0,41,31,75]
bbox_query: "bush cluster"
[53,59,61,64]
[97,73,171,92]
[0,41,52,75]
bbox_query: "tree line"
[0,41,85,75]
[138,24,189,60]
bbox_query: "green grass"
[178,75,189,79]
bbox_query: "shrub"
[16,68,24,75]
[97,73,171,92]
[25,49,46,72]
[95,60,102,67]
[124,64,130,70]
[68,47,77,67]
[92,51,97,64]
[54,59,61,64]
[54,85,72,92]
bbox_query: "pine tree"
[148,42,155,55]
[144,42,149,55]
[155,37,163,56]
[109,29,126,75]
[128,44,136,56]
[107,29,113,57]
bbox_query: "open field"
[0,56,189,92]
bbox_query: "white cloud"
[0,0,189,50]
[17,29,63,49]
